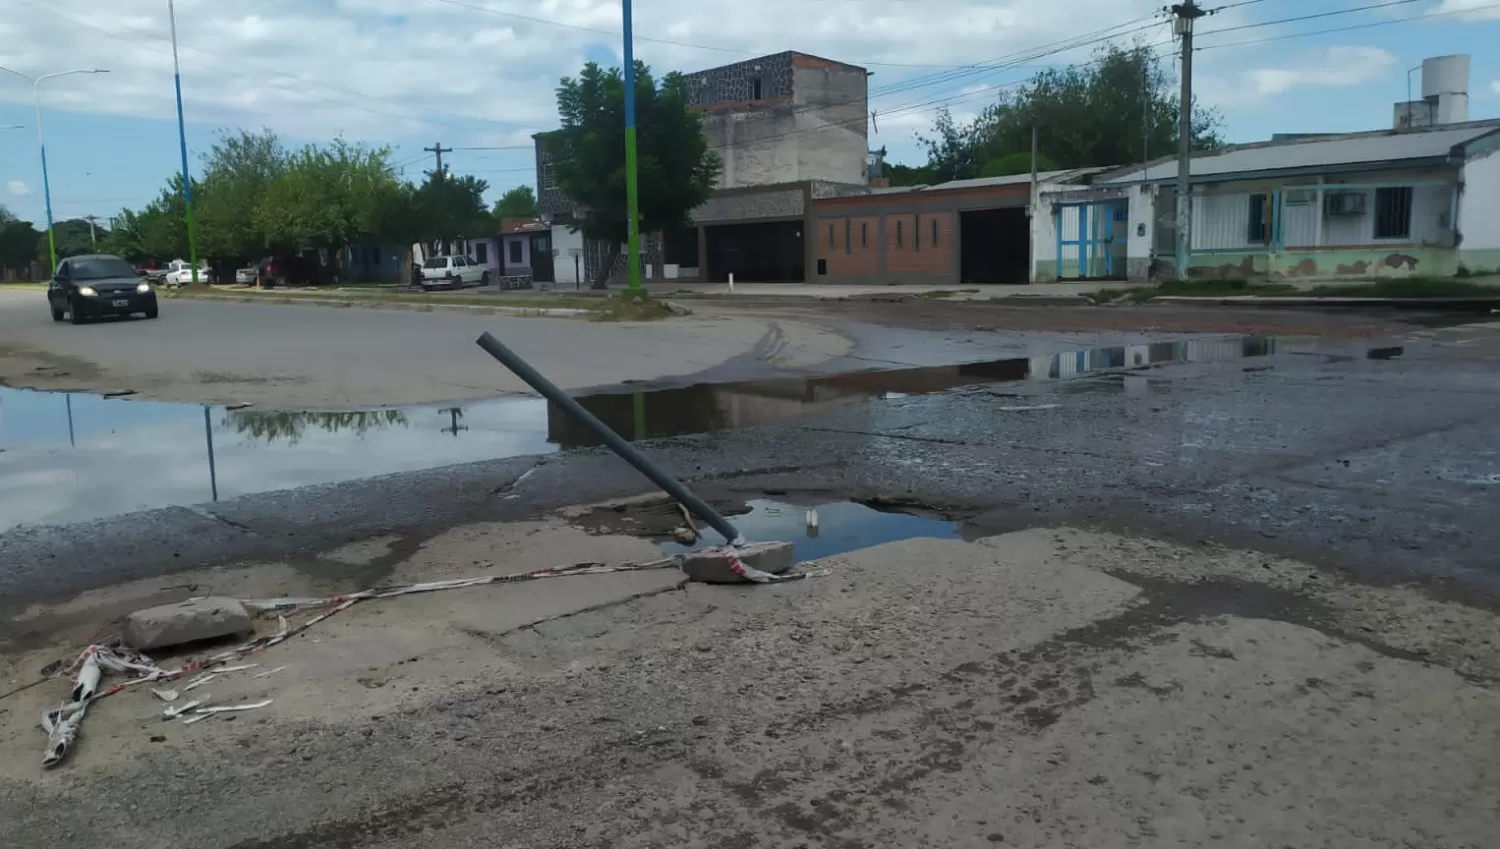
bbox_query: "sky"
[0,0,1497,228]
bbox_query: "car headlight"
[137,282,152,294]
[77,285,97,297]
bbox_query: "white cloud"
[6,180,30,196]
[1245,46,1396,97]
[0,0,1175,147]
[1436,0,1500,20]
[1492,80,1500,96]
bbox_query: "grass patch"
[162,284,679,320]
[1087,278,1299,303]
[1303,277,1500,298]
[917,288,981,299]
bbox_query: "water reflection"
[227,410,411,445]
[0,335,1296,531]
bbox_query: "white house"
[1032,55,1500,282]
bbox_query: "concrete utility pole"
[83,215,100,248]
[424,142,452,175]
[167,0,201,284]
[621,0,643,292]
[1171,0,1205,280]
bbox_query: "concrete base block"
[122,597,254,650]
[680,542,795,584]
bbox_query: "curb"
[1150,295,1500,309]
[163,293,591,317]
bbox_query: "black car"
[48,254,159,324]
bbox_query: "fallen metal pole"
[475,331,743,544]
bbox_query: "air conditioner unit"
[1324,191,1366,216]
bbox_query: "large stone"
[680,542,795,584]
[122,597,254,650]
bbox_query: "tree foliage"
[0,206,42,275]
[99,130,497,280]
[548,61,720,287]
[902,44,1224,183]
[492,185,538,220]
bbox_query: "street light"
[0,66,110,273]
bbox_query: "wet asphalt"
[3,317,1499,617]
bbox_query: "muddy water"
[0,335,1292,530]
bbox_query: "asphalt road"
[0,291,860,408]
[4,313,1498,613]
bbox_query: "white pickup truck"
[162,259,213,286]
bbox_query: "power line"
[1197,0,1500,50]
[1197,0,1425,37]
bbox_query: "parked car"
[234,266,256,285]
[419,255,489,291]
[48,254,159,324]
[162,259,213,286]
[254,254,320,288]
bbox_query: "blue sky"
[2,0,1497,229]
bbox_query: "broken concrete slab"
[679,541,795,584]
[122,597,253,651]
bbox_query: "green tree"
[253,140,403,256]
[413,168,490,249]
[492,185,538,220]
[548,61,720,288]
[0,206,41,275]
[978,151,1060,178]
[196,129,288,261]
[919,43,1224,181]
[40,218,103,259]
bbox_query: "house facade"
[1041,120,1500,282]
[811,170,1101,286]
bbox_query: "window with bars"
[861,221,868,247]
[896,220,903,247]
[1374,187,1413,239]
[931,217,939,247]
[845,219,851,255]
[913,215,920,252]
[828,223,835,248]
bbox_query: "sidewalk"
[644,281,1127,301]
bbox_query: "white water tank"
[1423,54,1469,125]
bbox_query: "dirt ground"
[1,499,1495,848]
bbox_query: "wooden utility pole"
[424,142,452,175]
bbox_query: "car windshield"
[72,257,139,280]
[423,258,448,269]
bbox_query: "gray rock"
[121,597,253,650]
[679,542,795,584]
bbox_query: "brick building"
[811,170,1100,285]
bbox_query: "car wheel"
[50,301,64,322]
[481,271,491,285]
[68,298,85,325]
[144,306,160,319]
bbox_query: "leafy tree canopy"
[492,185,538,220]
[892,43,1224,184]
[547,61,720,287]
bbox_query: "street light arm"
[35,69,110,85]
[0,64,36,84]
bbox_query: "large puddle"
[663,499,960,562]
[0,335,1290,530]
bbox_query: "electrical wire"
[1198,0,1425,37]
[1198,0,1500,50]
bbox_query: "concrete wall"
[700,56,868,189]
[1459,148,1500,274]
[500,235,531,271]
[1031,184,1150,282]
[550,225,584,285]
